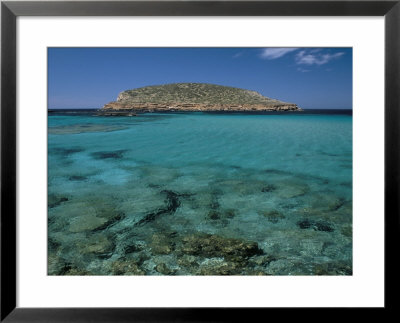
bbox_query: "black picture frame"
[1,0,399,321]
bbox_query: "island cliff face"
[99,83,302,114]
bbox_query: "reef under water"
[48,111,352,275]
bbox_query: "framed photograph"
[1,0,399,321]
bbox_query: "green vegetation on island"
[100,83,301,114]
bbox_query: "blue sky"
[48,47,352,109]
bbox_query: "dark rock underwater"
[48,111,352,275]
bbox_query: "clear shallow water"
[48,111,352,275]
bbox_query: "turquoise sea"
[48,110,352,275]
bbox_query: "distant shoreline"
[48,108,353,116]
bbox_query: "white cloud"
[296,50,345,65]
[260,48,298,59]
[297,67,310,73]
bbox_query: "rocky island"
[98,83,302,115]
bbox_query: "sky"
[48,47,352,109]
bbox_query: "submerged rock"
[50,147,84,156]
[48,254,66,275]
[150,233,175,255]
[63,267,92,276]
[68,175,88,181]
[261,184,276,193]
[340,224,352,238]
[300,239,325,256]
[248,255,277,267]
[134,190,181,227]
[162,190,181,212]
[48,256,92,275]
[91,149,127,160]
[297,219,334,232]
[48,194,69,208]
[76,233,114,256]
[205,208,236,221]
[223,209,236,218]
[62,199,124,233]
[123,242,146,254]
[177,255,199,269]
[314,261,352,275]
[69,213,109,233]
[111,260,145,275]
[140,166,181,184]
[198,259,242,275]
[275,181,309,198]
[180,233,262,261]
[264,259,313,275]
[51,201,100,233]
[259,210,285,223]
[309,193,347,212]
[298,219,312,229]
[155,263,176,275]
[206,210,220,220]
